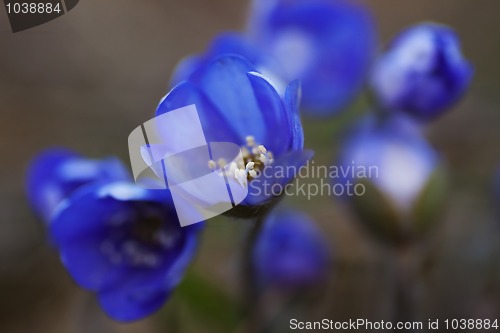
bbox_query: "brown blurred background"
[1,1,500,332]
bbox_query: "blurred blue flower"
[50,181,202,321]
[253,208,329,288]
[371,23,473,121]
[337,114,446,242]
[339,114,438,209]
[248,0,376,115]
[159,55,312,215]
[26,148,130,223]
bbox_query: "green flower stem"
[242,214,267,332]
[393,242,421,333]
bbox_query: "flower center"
[131,215,164,245]
[209,136,274,187]
[101,207,182,268]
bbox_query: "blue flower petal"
[50,183,146,290]
[188,56,268,143]
[157,81,241,145]
[96,218,200,322]
[51,182,171,247]
[26,149,130,223]
[26,148,80,221]
[210,32,266,67]
[98,287,170,322]
[59,233,128,291]
[98,229,198,300]
[246,71,292,155]
[284,80,304,150]
[171,33,284,86]
[170,55,204,87]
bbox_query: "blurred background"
[1,0,500,332]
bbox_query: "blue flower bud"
[371,23,473,121]
[253,208,330,288]
[337,115,447,243]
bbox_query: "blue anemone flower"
[337,115,446,242]
[26,148,130,223]
[158,55,312,216]
[50,181,201,321]
[252,208,329,288]
[370,23,473,121]
[247,0,376,115]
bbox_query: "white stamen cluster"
[232,161,256,187]
[208,136,274,187]
[208,159,217,169]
